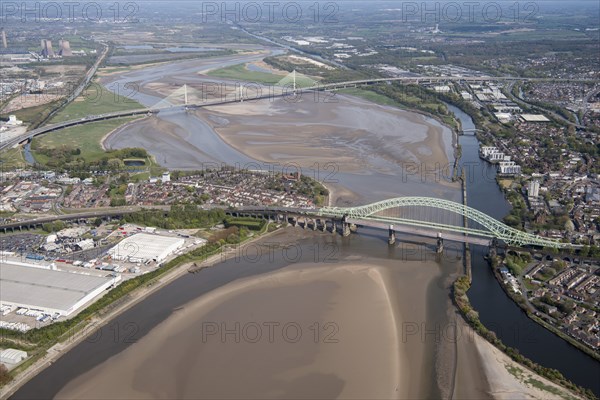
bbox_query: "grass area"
[505,253,530,276]
[498,179,514,189]
[31,117,141,163]
[523,279,539,290]
[506,364,524,378]
[0,100,61,126]
[338,88,403,108]
[0,147,28,170]
[525,377,579,400]
[207,63,317,88]
[339,86,459,131]
[207,63,285,84]
[224,217,266,231]
[49,84,144,123]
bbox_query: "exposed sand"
[55,259,442,400]
[196,94,455,177]
[474,330,583,399]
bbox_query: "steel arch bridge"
[318,197,570,249]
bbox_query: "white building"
[498,161,522,175]
[0,262,119,316]
[480,146,506,161]
[528,180,540,198]
[108,233,184,263]
[6,115,23,126]
[0,348,27,365]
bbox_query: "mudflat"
[197,94,454,175]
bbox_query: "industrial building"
[108,233,184,263]
[0,349,27,365]
[0,262,120,316]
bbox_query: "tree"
[0,363,11,385]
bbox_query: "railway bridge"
[1,197,570,250]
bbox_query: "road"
[505,81,586,129]
[32,42,111,130]
[3,73,599,153]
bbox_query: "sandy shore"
[56,264,408,399]
[474,328,584,399]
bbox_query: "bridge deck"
[346,218,490,246]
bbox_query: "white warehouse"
[0,262,120,316]
[108,233,184,263]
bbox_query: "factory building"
[108,233,184,263]
[0,262,120,316]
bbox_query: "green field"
[32,117,141,163]
[338,88,404,108]
[0,147,28,170]
[207,63,317,88]
[0,100,62,126]
[49,84,144,123]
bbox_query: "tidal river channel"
[11,55,600,398]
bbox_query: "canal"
[449,103,600,395]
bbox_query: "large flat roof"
[108,233,184,262]
[520,114,550,122]
[0,263,114,314]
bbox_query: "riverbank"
[489,254,600,363]
[454,275,595,399]
[0,224,283,399]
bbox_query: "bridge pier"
[319,219,327,232]
[436,234,444,254]
[342,222,351,237]
[388,224,396,245]
[489,237,498,258]
[311,219,317,231]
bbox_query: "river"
[449,104,600,395]
[10,56,599,397]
